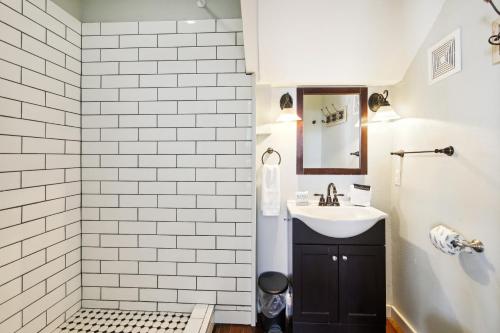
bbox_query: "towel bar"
[390,146,454,158]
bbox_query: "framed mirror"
[297,87,368,175]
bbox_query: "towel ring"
[261,147,282,165]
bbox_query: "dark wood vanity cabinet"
[292,219,386,333]
[293,245,339,325]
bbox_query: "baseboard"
[386,305,417,333]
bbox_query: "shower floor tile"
[55,308,190,333]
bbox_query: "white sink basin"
[287,201,387,238]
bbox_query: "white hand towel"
[261,164,280,216]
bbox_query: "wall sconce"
[277,92,301,122]
[485,0,500,46]
[368,90,400,122]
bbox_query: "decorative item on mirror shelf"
[319,103,347,126]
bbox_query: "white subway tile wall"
[81,19,255,324]
[0,1,82,333]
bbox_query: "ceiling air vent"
[428,29,462,84]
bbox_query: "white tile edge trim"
[200,305,214,333]
[186,304,214,333]
[386,305,418,333]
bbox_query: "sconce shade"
[368,90,400,122]
[370,105,400,122]
[277,92,301,122]
[277,107,301,122]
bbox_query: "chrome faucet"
[326,183,340,206]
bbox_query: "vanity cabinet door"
[293,245,339,323]
[339,245,386,326]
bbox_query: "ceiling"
[52,0,241,22]
[242,0,446,86]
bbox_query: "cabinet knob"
[332,255,337,261]
[342,256,348,261]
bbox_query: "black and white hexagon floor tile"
[56,309,190,333]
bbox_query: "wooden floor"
[214,320,398,333]
[386,318,403,333]
[213,324,263,333]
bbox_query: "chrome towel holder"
[261,147,282,165]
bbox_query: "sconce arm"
[485,0,500,15]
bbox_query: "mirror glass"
[297,87,367,175]
[303,94,360,168]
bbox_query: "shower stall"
[0,1,255,332]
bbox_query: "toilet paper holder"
[451,239,485,253]
[430,224,485,255]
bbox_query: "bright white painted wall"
[253,0,445,86]
[255,86,394,303]
[390,0,500,331]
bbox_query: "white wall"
[390,0,500,331]
[0,1,82,332]
[253,0,445,86]
[256,86,394,302]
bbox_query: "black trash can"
[258,271,289,333]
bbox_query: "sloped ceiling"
[54,0,242,22]
[242,0,446,86]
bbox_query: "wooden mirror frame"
[296,87,368,175]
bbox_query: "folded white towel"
[261,164,280,216]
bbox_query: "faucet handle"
[332,193,341,206]
[314,193,326,206]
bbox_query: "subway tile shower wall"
[0,1,82,333]
[80,20,255,324]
